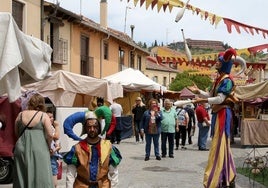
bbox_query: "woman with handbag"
[13,93,54,188]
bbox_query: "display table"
[241,119,268,146]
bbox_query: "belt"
[77,175,99,186]
[211,104,231,113]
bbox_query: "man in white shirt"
[110,99,123,144]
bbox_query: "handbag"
[57,160,63,180]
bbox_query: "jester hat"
[217,48,236,74]
[63,106,112,141]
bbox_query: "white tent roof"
[0,13,52,102]
[103,68,166,92]
[22,70,123,106]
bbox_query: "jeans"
[50,156,59,176]
[134,120,143,142]
[197,122,210,149]
[145,133,160,157]
[161,132,175,156]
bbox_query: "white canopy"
[22,70,123,106]
[103,68,166,92]
[0,13,52,102]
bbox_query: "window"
[12,0,24,30]
[152,76,158,83]
[163,76,167,86]
[80,35,93,76]
[104,42,109,60]
[50,23,68,64]
[130,51,135,68]
[137,55,142,70]
[119,47,125,71]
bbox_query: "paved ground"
[1,134,267,188]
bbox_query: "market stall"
[235,81,268,146]
[240,118,268,146]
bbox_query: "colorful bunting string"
[126,0,268,38]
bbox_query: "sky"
[47,0,268,50]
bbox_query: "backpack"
[176,108,187,125]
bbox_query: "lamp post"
[124,6,131,33]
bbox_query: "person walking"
[160,99,177,158]
[184,103,196,145]
[140,98,162,161]
[195,103,210,151]
[188,48,246,187]
[110,99,123,144]
[174,104,189,150]
[63,111,122,188]
[13,93,54,188]
[132,97,147,143]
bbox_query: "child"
[47,111,62,187]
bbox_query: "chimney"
[100,0,107,29]
[130,25,135,40]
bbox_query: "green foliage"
[169,71,212,91]
[143,42,147,49]
[154,40,158,47]
[236,167,268,187]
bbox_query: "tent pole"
[241,100,244,120]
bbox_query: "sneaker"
[169,155,174,158]
[162,155,166,158]
[175,147,178,150]
[156,156,161,160]
[144,156,150,161]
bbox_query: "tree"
[143,42,147,48]
[169,71,212,91]
[154,40,158,47]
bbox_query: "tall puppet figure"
[188,48,246,188]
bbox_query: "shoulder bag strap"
[177,109,183,116]
[18,111,39,138]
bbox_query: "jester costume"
[63,108,121,188]
[64,139,121,188]
[203,49,238,188]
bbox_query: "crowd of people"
[12,48,241,187]
[12,92,213,188]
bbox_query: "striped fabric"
[203,108,236,187]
